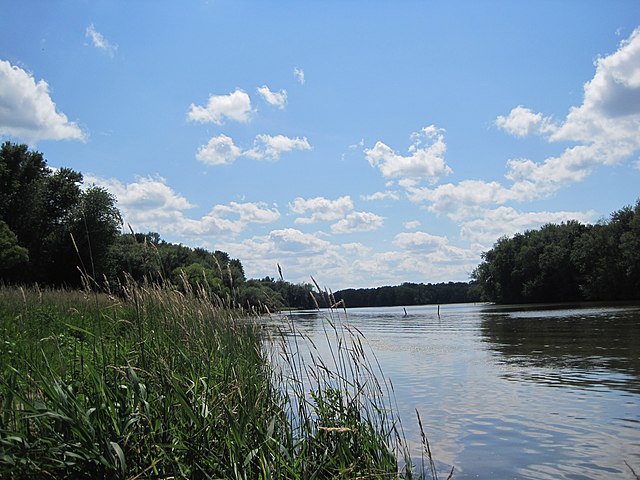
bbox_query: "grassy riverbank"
[0,281,433,479]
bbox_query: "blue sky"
[1,1,639,289]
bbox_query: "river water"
[262,302,640,479]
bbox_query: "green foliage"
[0,142,122,286]
[172,262,228,299]
[473,200,640,303]
[0,221,28,271]
[239,277,315,311]
[334,281,478,308]
[0,284,427,479]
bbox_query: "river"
[262,302,640,479]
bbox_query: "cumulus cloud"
[172,201,280,237]
[495,105,556,137]
[406,180,512,219]
[257,85,287,109]
[84,174,279,238]
[210,202,280,225]
[268,228,330,254]
[403,220,421,229]
[216,226,480,289]
[289,195,354,224]
[408,29,640,219]
[0,60,86,143]
[557,28,640,134]
[194,133,311,166]
[215,229,370,287]
[293,67,305,85]
[330,211,384,234]
[195,134,242,165]
[187,89,253,124]
[459,206,598,246]
[506,28,640,193]
[365,125,452,183]
[393,231,448,251]
[84,175,194,230]
[360,191,400,201]
[85,24,118,56]
[245,134,311,160]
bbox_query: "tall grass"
[0,280,441,479]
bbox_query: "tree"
[0,142,123,286]
[67,186,123,282]
[0,220,28,273]
[473,202,640,303]
[172,263,227,299]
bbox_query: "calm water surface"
[263,302,640,479]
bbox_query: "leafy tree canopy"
[472,200,640,303]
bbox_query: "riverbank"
[0,284,428,479]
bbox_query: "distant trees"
[333,281,479,308]
[472,200,640,303]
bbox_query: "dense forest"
[472,200,640,304]
[0,142,315,311]
[334,282,479,308]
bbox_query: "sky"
[1,1,640,290]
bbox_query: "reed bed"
[0,280,442,479]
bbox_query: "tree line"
[0,142,314,311]
[472,200,640,303]
[4,142,638,309]
[333,281,480,308]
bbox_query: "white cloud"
[187,89,253,124]
[556,28,640,135]
[365,125,452,183]
[216,225,480,289]
[195,133,312,165]
[407,29,640,219]
[84,174,279,238]
[459,206,598,246]
[257,85,287,109]
[495,105,556,137]
[293,67,305,85]
[84,175,194,230]
[393,231,448,251]
[289,195,354,224]
[268,228,330,254]
[403,220,421,229]
[0,60,86,143]
[195,134,242,165]
[503,28,640,195]
[211,202,280,225]
[331,211,384,234]
[216,229,368,287]
[360,190,400,201]
[85,24,118,56]
[406,179,512,219]
[245,134,311,160]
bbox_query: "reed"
[0,279,440,479]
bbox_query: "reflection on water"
[480,304,640,394]
[261,303,640,479]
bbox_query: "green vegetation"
[0,142,451,478]
[472,200,640,303]
[334,282,479,308]
[0,282,442,479]
[0,142,313,311]
[0,142,121,286]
